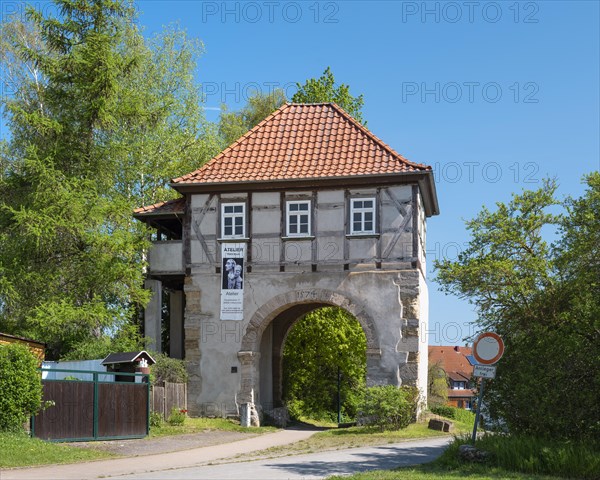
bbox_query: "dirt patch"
[64,431,259,457]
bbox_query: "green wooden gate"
[32,368,150,442]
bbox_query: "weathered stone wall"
[183,268,428,417]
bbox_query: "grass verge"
[442,434,600,479]
[1,418,276,469]
[0,432,116,468]
[149,416,277,437]
[328,464,565,479]
[329,433,600,480]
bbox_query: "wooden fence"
[150,382,187,419]
[33,369,149,442]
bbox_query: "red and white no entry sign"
[472,332,504,365]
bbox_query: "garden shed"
[102,351,156,382]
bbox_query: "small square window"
[222,203,245,238]
[286,200,311,237]
[350,197,376,235]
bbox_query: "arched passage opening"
[281,306,366,423]
[238,289,382,418]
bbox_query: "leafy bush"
[430,405,455,418]
[150,354,188,385]
[0,344,43,431]
[358,385,418,431]
[149,411,164,428]
[167,407,187,426]
[427,361,448,408]
[60,323,145,361]
[430,405,475,424]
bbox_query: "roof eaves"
[170,171,428,193]
[418,172,440,216]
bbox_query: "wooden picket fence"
[150,382,187,419]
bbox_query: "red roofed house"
[429,346,476,409]
[134,103,439,423]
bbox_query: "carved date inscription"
[296,290,318,301]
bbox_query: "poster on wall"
[220,243,245,320]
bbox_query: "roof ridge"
[287,102,335,106]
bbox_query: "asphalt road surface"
[108,436,451,480]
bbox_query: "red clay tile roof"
[172,103,431,185]
[448,389,476,398]
[133,197,185,216]
[447,372,471,382]
[429,346,474,380]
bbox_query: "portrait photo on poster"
[222,257,244,290]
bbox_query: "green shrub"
[430,405,475,424]
[430,405,455,418]
[150,354,188,385]
[0,344,43,432]
[358,385,419,431]
[149,411,164,428]
[167,407,187,426]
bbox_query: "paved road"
[108,437,451,480]
[2,429,319,480]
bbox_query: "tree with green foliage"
[427,360,448,408]
[0,343,42,431]
[150,353,188,385]
[435,174,600,440]
[291,67,366,124]
[282,307,366,421]
[110,24,221,207]
[217,67,365,146]
[0,1,218,359]
[218,89,286,146]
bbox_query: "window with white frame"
[350,198,376,234]
[221,203,245,238]
[286,200,311,237]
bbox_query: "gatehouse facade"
[134,103,439,422]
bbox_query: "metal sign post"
[470,332,505,445]
[471,378,485,444]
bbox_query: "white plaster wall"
[417,268,429,406]
[252,193,279,235]
[317,190,344,204]
[259,323,273,406]
[316,236,344,263]
[283,240,312,264]
[148,241,183,273]
[251,238,281,269]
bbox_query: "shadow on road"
[263,442,448,478]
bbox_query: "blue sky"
[2,1,599,345]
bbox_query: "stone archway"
[237,288,382,411]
